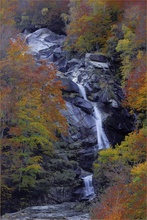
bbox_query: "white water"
[77,83,88,101]
[93,105,110,149]
[82,175,94,197]
[78,84,110,149]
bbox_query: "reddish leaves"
[91,182,129,220]
[123,57,146,111]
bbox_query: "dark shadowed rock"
[44,34,65,43]
[67,58,80,70]
[73,97,93,114]
[89,53,109,62]
[53,47,66,61]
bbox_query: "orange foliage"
[125,162,147,219]
[104,0,146,9]
[91,182,129,220]
[0,0,18,58]
[1,38,67,197]
[123,57,147,111]
[0,0,18,25]
[91,163,146,220]
[1,37,67,140]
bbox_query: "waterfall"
[77,84,110,149]
[93,105,110,149]
[82,175,94,197]
[23,29,111,204]
[77,83,88,101]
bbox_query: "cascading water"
[77,83,110,150]
[93,105,110,149]
[77,83,88,101]
[82,175,94,198]
[23,28,110,202]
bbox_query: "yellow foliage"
[25,164,41,172]
[131,161,147,177]
[137,50,144,60]
[66,0,112,53]
[98,148,120,163]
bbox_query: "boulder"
[89,60,109,69]
[109,99,119,108]
[73,97,93,114]
[53,47,66,61]
[56,57,67,72]
[44,34,65,43]
[89,53,109,62]
[67,58,80,70]
[61,78,79,93]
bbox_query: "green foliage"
[116,24,137,84]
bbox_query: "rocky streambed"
[2,202,90,220]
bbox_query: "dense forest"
[0,0,146,219]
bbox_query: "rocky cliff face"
[17,28,134,206]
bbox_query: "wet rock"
[2,203,90,220]
[104,108,134,145]
[78,149,96,171]
[67,58,80,70]
[89,60,109,69]
[73,97,93,114]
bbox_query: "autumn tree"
[92,127,146,219]
[65,0,115,54]
[116,3,146,83]
[91,182,129,220]
[0,0,18,58]
[93,126,146,185]
[122,55,147,113]
[124,162,147,219]
[0,38,67,212]
[91,161,147,220]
